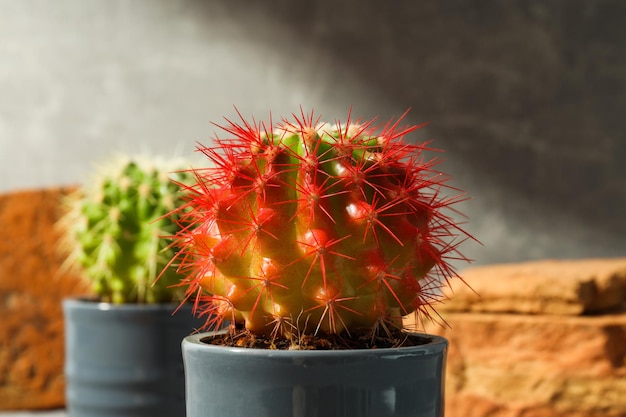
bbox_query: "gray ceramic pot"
[182,331,447,417]
[63,298,205,417]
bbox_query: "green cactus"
[169,110,470,339]
[60,157,191,304]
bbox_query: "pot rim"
[62,297,194,312]
[183,330,447,358]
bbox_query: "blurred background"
[1,0,625,267]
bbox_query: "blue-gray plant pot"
[182,331,447,417]
[63,298,205,417]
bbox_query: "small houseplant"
[58,156,204,417]
[167,110,471,417]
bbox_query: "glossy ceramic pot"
[63,299,204,417]
[182,331,447,417]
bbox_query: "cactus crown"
[170,110,470,339]
[60,156,191,304]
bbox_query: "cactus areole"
[169,110,470,342]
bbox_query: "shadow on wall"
[1,0,623,265]
[196,0,626,262]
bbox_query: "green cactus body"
[61,157,191,304]
[172,111,469,337]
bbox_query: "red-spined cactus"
[169,110,470,339]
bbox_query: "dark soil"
[203,326,432,350]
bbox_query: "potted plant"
[167,110,472,417]
[58,156,204,417]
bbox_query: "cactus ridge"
[171,110,470,338]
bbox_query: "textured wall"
[1,0,624,266]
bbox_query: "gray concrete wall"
[1,0,624,267]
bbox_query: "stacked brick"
[0,188,90,410]
[420,258,626,417]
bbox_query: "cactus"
[59,157,191,304]
[169,110,470,339]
